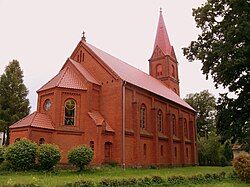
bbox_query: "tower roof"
[154,9,172,55]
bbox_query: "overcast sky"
[0,0,226,111]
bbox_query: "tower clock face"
[44,99,51,111]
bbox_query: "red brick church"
[10,10,198,166]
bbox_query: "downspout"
[122,81,127,169]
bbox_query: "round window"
[44,99,51,111]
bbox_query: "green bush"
[37,144,61,170]
[0,146,5,164]
[67,145,94,171]
[65,180,94,187]
[232,152,250,183]
[63,172,228,187]
[4,139,38,171]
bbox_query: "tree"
[0,60,30,145]
[183,0,250,149]
[184,90,216,138]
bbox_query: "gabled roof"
[10,112,55,130]
[154,10,172,56]
[88,110,114,132]
[84,41,194,111]
[69,59,100,85]
[37,66,87,92]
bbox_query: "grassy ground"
[0,166,248,187]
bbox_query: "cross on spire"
[82,31,86,41]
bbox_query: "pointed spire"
[154,9,172,55]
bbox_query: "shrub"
[68,145,94,171]
[4,139,38,171]
[65,180,94,187]
[232,152,250,183]
[0,146,5,164]
[37,144,61,170]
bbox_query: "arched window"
[156,64,163,76]
[39,138,45,145]
[90,141,94,151]
[140,104,147,130]
[143,144,147,156]
[64,99,76,125]
[157,110,163,132]
[184,118,188,138]
[171,65,175,77]
[172,114,177,136]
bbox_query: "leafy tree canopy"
[0,60,30,145]
[184,90,216,138]
[183,0,250,148]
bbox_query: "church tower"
[149,9,180,95]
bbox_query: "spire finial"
[160,7,162,13]
[82,31,86,41]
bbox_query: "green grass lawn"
[0,166,248,187]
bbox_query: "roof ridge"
[81,41,120,80]
[30,111,37,127]
[56,67,68,87]
[68,58,100,85]
[85,42,175,93]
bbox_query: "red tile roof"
[88,110,114,132]
[69,59,100,85]
[38,66,87,92]
[10,112,55,130]
[84,42,195,111]
[154,11,172,56]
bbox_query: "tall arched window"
[156,64,163,76]
[184,118,188,138]
[157,110,163,132]
[64,99,76,125]
[171,65,175,77]
[140,104,146,130]
[172,114,177,136]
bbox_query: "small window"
[64,99,76,125]
[172,65,175,77]
[15,138,20,142]
[39,138,45,145]
[156,64,163,76]
[157,110,163,132]
[172,114,177,136]
[140,104,147,130]
[90,141,94,151]
[143,144,147,156]
[160,145,164,156]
